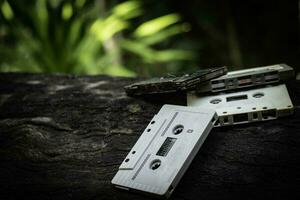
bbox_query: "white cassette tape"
[197,64,294,93]
[188,84,294,127]
[111,104,217,198]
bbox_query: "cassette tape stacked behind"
[188,64,295,127]
[188,84,293,127]
[124,66,227,96]
[196,64,294,93]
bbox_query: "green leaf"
[1,0,14,20]
[35,0,48,39]
[154,50,195,62]
[121,39,156,63]
[112,0,142,20]
[134,13,180,38]
[62,2,73,20]
[121,39,195,63]
[90,16,129,42]
[139,23,190,45]
[75,0,86,8]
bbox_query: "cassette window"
[156,137,177,157]
[226,94,248,102]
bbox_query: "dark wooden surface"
[0,73,299,200]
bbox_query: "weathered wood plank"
[0,73,299,200]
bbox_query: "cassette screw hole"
[252,107,256,110]
[210,98,222,104]
[223,111,227,114]
[253,93,264,98]
[173,125,184,135]
[287,105,292,108]
[263,107,267,109]
[151,121,155,124]
[125,158,129,162]
[147,129,151,132]
[132,151,136,154]
[150,159,161,170]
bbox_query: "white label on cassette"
[188,84,294,127]
[111,104,217,198]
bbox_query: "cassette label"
[188,84,294,127]
[111,105,217,197]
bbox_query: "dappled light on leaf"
[113,0,142,20]
[1,0,13,20]
[62,3,73,20]
[139,24,190,45]
[134,14,181,38]
[91,17,129,42]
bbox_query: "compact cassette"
[124,66,227,96]
[111,104,217,198]
[196,64,294,93]
[188,84,294,127]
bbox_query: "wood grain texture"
[0,73,299,200]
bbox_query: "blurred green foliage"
[2,0,297,76]
[0,0,196,76]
